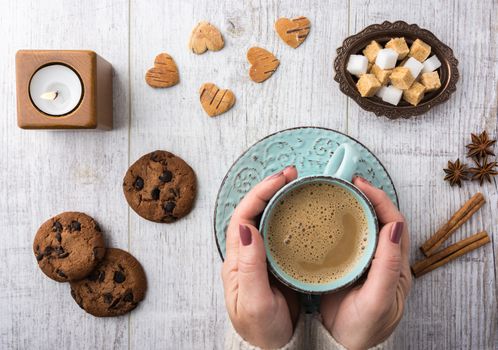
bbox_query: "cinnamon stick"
[413,231,488,275]
[420,193,485,257]
[412,231,490,278]
[423,196,485,256]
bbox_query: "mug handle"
[324,143,359,181]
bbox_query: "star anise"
[443,159,469,187]
[469,157,498,185]
[466,130,496,160]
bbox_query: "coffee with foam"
[267,182,369,284]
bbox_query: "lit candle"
[29,64,83,116]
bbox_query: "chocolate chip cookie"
[70,248,147,317]
[123,150,197,223]
[33,212,105,282]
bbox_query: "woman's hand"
[320,177,412,350]
[221,166,300,349]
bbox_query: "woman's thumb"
[359,221,404,307]
[237,224,273,303]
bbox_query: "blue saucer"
[214,127,399,260]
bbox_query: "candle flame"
[40,91,59,101]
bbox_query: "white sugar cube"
[375,86,388,99]
[381,85,403,105]
[403,57,424,79]
[347,55,369,76]
[375,49,398,70]
[422,55,442,73]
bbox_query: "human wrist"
[228,315,302,350]
[239,326,292,349]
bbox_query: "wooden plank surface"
[0,0,496,349]
[129,1,347,349]
[0,1,131,349]
[348,1,498,349]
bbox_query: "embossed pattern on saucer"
[214,127,399,260]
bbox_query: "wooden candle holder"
[16,50,113,129]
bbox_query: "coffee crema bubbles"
[267,182,369,284]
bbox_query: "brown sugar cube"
[403,81,426,106]
[363,40,383,63]
[356,74,381,97]
[409,39,431,62]
[370,64,392,85]
[420,71,442,92]
[390,67,415,90]
[385,37,410,60]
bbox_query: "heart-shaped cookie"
[199,83,235,117]
[189,21,224,54]
[145,53,179,88]
[275,16,311,48]
[247,47,280,83]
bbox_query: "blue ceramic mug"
[259,143,379,294]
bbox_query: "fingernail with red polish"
[355,176,371,185]
[390,222,404,244]
[264,170,284,181]
[239,224,252,246]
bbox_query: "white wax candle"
[29,64,83,116]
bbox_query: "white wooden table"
[1,1,496,349]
